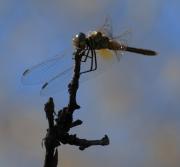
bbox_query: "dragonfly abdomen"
[125,47,157,55]
[108,40,157,56]
[108,40,127,51]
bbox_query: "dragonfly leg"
[92,49,97,71]
[80,38,97,75]
[80,48,97,75]
[81,48,90,62]
[90,48,94,71]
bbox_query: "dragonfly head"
[73,32,86,49]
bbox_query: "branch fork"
[43,49,109,167]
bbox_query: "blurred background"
[0,0,180,167]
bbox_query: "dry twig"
[43,49,109,167]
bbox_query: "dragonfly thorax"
[88,31,109,49]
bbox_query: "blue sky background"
[0,0,180,167]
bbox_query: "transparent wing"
[98,15,132,44]
[112,28,132,59]
[40,50,118,95]
[112,28,132,47]
[98,16,132,59]
[81,20,132,81]
[41,53,116,96]
[40,66,73,96]
[98,16,113,38]
[21,53,73,85]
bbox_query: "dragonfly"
[73,18,157,74]
[22,18,157,95]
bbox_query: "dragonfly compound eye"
[73,32,86,49]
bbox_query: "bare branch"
[43,49,109,167]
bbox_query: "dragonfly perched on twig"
[73,18,157,74]
[22,18,157,95]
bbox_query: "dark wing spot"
[42,82,48,89]
[22,69,30,76]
